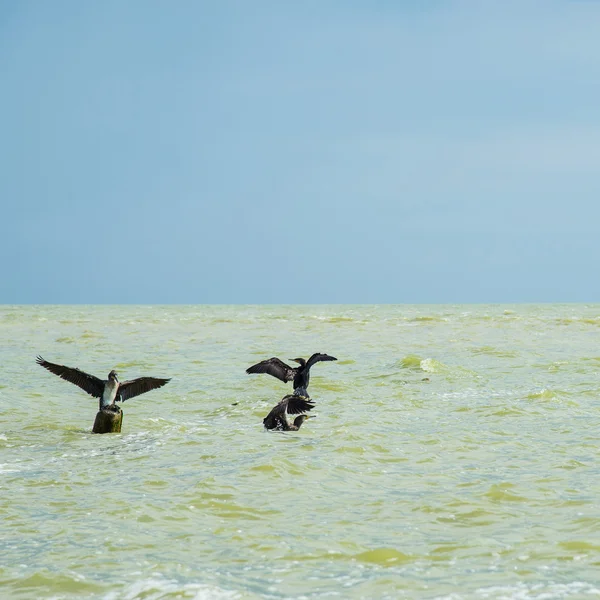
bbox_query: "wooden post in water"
[92,407,123,434]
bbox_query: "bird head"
[290,358,306,366]
[108,370,119,382]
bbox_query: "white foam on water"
[102,577,241,600]
[433,581,600,600]
[420,358,437,372]
[0,463,20,474]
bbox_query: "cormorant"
[36,356,170,410]
[263,394,315,431]
[246,353,337,397]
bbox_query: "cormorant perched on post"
[36,356,170,410]
[246,353,337,397]
[263,394,315,431]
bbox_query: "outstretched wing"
[283,394,315,415]
[306,353,337,369]
[116,377,170,402]
[36,355,104,398]
[263,394,315,429]
[246,357,296,383]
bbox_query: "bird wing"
[246,357,296,382]
[262,409,284,430]
[306,353,338,369]
[283,394,316,415]
[36,355,105,398]
[116,377,170,402]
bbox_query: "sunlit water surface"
[1,305,600,600]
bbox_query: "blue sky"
[2,1,599,303]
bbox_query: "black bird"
[246,353,337,397]
[36,356,170,410]
[263,394,315,431]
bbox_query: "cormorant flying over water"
[36,356,170,410]
[246,353,337,397]
[263,394,315,431]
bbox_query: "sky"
[2,0,600,303]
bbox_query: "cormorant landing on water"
[263,394,315,431]
[246,353,337,397]
[36,356,171,411]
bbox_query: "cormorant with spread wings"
[246,352,337,397]
[263,394,315,431]
[36,356,170,410]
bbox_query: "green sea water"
[1,305,600,600]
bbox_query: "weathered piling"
[92,407,123,434]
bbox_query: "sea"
[1,304,599,600]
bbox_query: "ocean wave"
[432,581,600,600]
[103,577,241,600]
